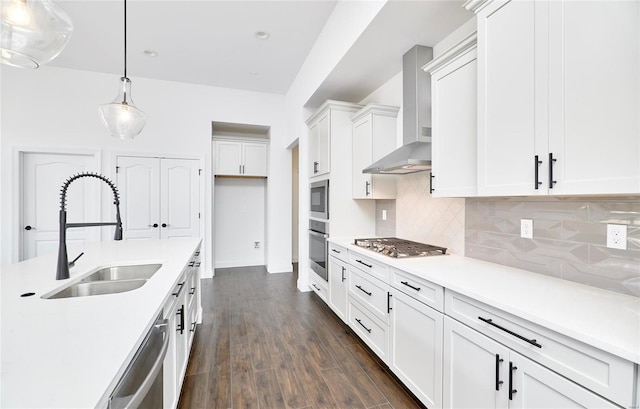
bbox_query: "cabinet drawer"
[445,290,635,407]
[328,243,348,262]
[391,267,444,312]
[309,271,329,304]
[348,298,389,364]
[349,267,390,323]
[349,251,389,282]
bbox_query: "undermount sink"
[44,279,147,299]
[42,263,162,299]
[80,264,162,282]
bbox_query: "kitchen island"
[1,238,201,409]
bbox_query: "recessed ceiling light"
[254,31,270,40]
[143,49,158,57]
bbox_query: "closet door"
[116,156,161,240]
[160,158,200,239]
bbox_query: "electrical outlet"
[520,219,533,239]
[382,210,387,221]
[606,224,627,250]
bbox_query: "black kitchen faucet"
[56,173,123,280]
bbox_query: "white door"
[511,351,619,409]
[21,152,99,260]
[116,156,161,240]
[477,0,543,196]
[389,289,443,409]
[443,316,509,409]
[242,143,268,177]
[160,158,200,239]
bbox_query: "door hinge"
[198,212,201,219]
[115,166,119,173]
[198,168,202,175]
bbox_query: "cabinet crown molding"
[305,100,363,125]
[423,32,478,74]
[351,103,400,123]
[463,0,493,13]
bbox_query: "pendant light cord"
[123,0,127,79]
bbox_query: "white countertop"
[1,238,201,409]
[329,237,640,364]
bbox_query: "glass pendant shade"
[0,0,73,68]
[98,77,147,139]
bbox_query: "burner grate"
[353,237,447,258]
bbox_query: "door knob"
[24,225,34,231]
[161,223,168,228]
[148,223,159,228]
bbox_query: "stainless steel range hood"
[363,45,433,174]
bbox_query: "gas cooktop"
[353,237,447,258]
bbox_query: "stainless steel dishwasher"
[108,313,169,409]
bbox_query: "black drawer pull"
[355,285,372,296]
[189,287,196,295]
[312,284,320,291]
[478,316,542,348]
[188,261,195,267]
[495,354,504,391]
[172,282,185,297]
[400,281,421,291]
[355,318,372,333]
[355,259,372,268]
[331,248,341,254]
[194,262,201,268]
[195,251,200,256]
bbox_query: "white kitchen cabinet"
[351,104,399,199]
[472,0,640,196]
[389,288,443,409]
[116,156,201,241]
[214,140,268,177]
[424,33,477,197]
[444,317,619,409]
[328,254,348,322]
[306,100,362,180]
[309,270,329,303]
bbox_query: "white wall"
[0,66,291,276]
[213,177,266,268]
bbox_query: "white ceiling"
[49,1,473,100]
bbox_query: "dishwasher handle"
[109,319,170,409]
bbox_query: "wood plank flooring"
[178,265,425,409]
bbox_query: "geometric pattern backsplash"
[466,196,640,297]
[395,172,466,255]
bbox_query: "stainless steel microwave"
[310,180,329,219]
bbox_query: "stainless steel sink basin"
[80,264,162,282]
[44,279,147,299]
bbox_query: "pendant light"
[0,0,73,68]
[98,0,147,139]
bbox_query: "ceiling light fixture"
[254,31,270,40]
[0,0,73,68]
[98,0,147,139]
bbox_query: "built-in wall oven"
[310,180,329,219]
[309,219,328,281]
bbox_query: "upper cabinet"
[306,100,362,180]
[424,33,478,198]
[214,140,268,177]
[351,104,399,199]
[470,0,639,196]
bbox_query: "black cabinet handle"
[509,362,517,400]
[355,285,372,296]
[194,262,201,268]
[387,292,392,313]
[355,318,372,333]
[332,248,341,254]
[355,259,372,268]
[429,173,435,194]
[189,287,196,295]
[365,181,370,196]
[188,261,195,267]
[313,161,319,174]
[177,306,185,334]
[162,223,168,228]
[24,225,34,231]
[478,316,542,348]
[496,354,504,391]
[195,251,200,256]
[341,266,346,282]
[172,282,185,297]
[400,281,421,292]
[534,155,542,190]
[312,284,320,291]
[549,152,557,189]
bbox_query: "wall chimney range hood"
[363,45,433,174]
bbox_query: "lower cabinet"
[328,255,348,322]
[389,289,443,409]
[348,297,389,363]
[309,270,329,303]
[443,316,619,409]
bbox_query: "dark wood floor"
[177,265,425,409]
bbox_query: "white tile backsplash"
[395,173,465,255]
